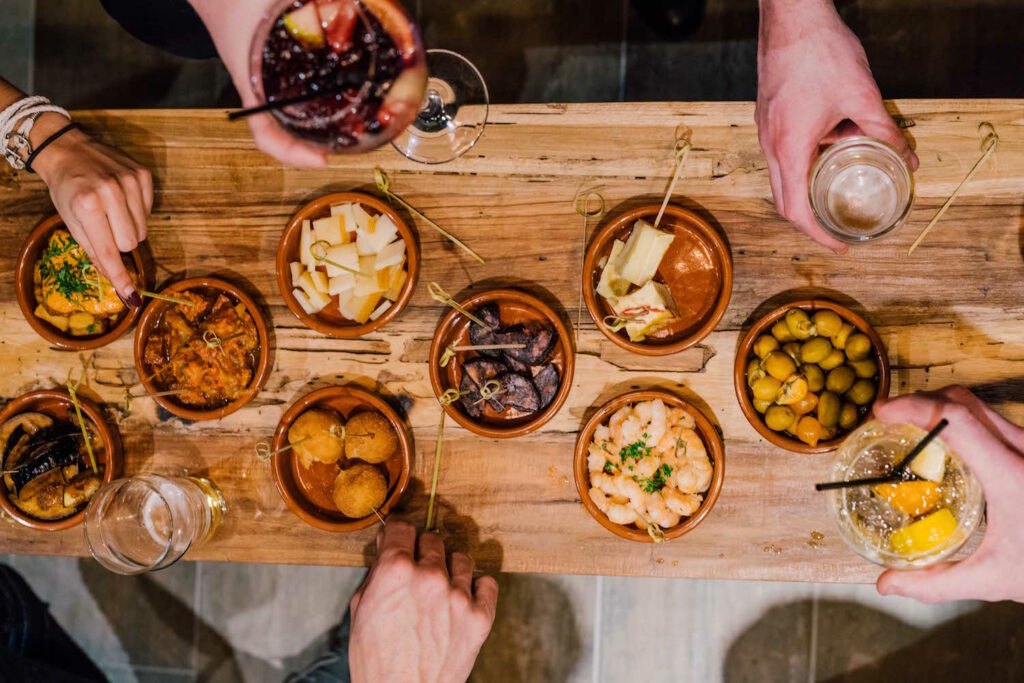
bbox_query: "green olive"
[746,358,766,387]
[845,333,872,361]
[791,392,819,416]
[753,397,773,414]
[782,342,802,362]
[752,376,783,401]
[847,378,876,405]
[776,374,809,405]
[817,391,841,428]
[762,351,797,381]
[820,424,839,441]
[804,364,825,392]
[831,323,855,350]
[753,334,780,359]
[800,337,833,364]
[765,405,796,431]
[771,320,796,342]
[849,358,878,379]
[826,366,856,394]
[796,416,825,447]
[839,402,859,430]
[785,308,816,340]
[818,349,846,371]
[812,310,843,337]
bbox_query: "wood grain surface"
[1,101,1021,583]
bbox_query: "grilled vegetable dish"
[142,288,260,409]
[33,229,134,336]
[1,412,104,520]
[458,302,562,420]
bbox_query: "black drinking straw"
[227,74,368,121]
[814,419,949,492]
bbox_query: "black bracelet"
[25,121,81,174]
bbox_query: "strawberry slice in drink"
[317,0,358,54]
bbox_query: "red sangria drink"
[249,0,427,153]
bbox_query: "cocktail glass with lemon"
[828,420,984,568]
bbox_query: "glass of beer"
[84,474,226,575]
[809,136,914,243]
[827,420,984,568]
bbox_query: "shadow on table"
[723,599,1024,683]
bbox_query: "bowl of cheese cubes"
[582,203,732,356]
[277,192,417,337]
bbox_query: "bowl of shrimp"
[573,390,724,543]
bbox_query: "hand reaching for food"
[874,386,1024,603]
[755,0,918,252]
[348,520,498,683]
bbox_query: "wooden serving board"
[1,101,1022,583]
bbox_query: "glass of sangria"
[249,0,428,154]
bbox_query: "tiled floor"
[5,1,1024,681]
[8,553,1024,683]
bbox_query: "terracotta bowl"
[583,203,732,356]
[428,289,575,439]
[733,299,891,454]
[573,389,724,543]
[0,389,120,531]
[133,277,271,422]
[271,386,412,532]
[16,214,149,350]
[276,191,419,338]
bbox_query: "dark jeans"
[285,609,353,683]
[0,564,107,683]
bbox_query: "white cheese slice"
[375,239,406,270]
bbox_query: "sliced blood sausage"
[460,357,507,412]
[468,303,503,357]
[502,322,557,366]
[532,363,560,409]
[496,372,541,414]
[458,374,485,420]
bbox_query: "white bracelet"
[0,97,71,171]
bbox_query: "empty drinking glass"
[84,474,226,575]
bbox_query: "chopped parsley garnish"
[619,437,653,463]
[603,460,615,475]
[637,464,673,493]
[38,233,98,301]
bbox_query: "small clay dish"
[276,191,419,338]
[583,203,732,356]
[16,214,149,350]
[573,389,724,543]
[133,277,271,422]
[0,389,120,531]
[428,289,574,439]
[733,299,891,454]
[271,386,412,532]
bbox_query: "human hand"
[874,385,1024,603]
[188,0,329,168]
[348,520,499,683]
[33,124,152,304]
[755,0,918,251]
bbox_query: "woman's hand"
[874,386,1024,604]
[755,0,918,252]
[348,520,498,683]
[188,0,328,168]
[33,124,152,305]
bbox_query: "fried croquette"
[343,411,398,464]
[289,408,344,469]
[333,463,388,518]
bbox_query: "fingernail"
[127,291,143,308]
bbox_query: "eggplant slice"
[532,363,561,409]
[460,358,508,413]
[6,425,81,494]
[468,303,504,357]
[501,322,557,367]
[495,372,541,414]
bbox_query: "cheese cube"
[324,243,358,277]
[356,214,398,255]
[358,255,376,274]
[309,269,329,294]
[296,271,332,310]
[369,300,393,321]
[334,204,359,240]
[340,291,382,324]
[299,220,314,268]
[614,219,675,286]
[289,261,302,283]
[292,288,320,315]
[352,203,372,233]
[354,272,384,296]
[328,273,355,296]
[611,280,678,342]
[375,239,406,269]
[384,266,407,301]
[596,239,631,299]
[312,215,346,246]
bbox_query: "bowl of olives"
[733,300,890,454]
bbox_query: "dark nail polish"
[116,292,130,306]
[127,292,143,308]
